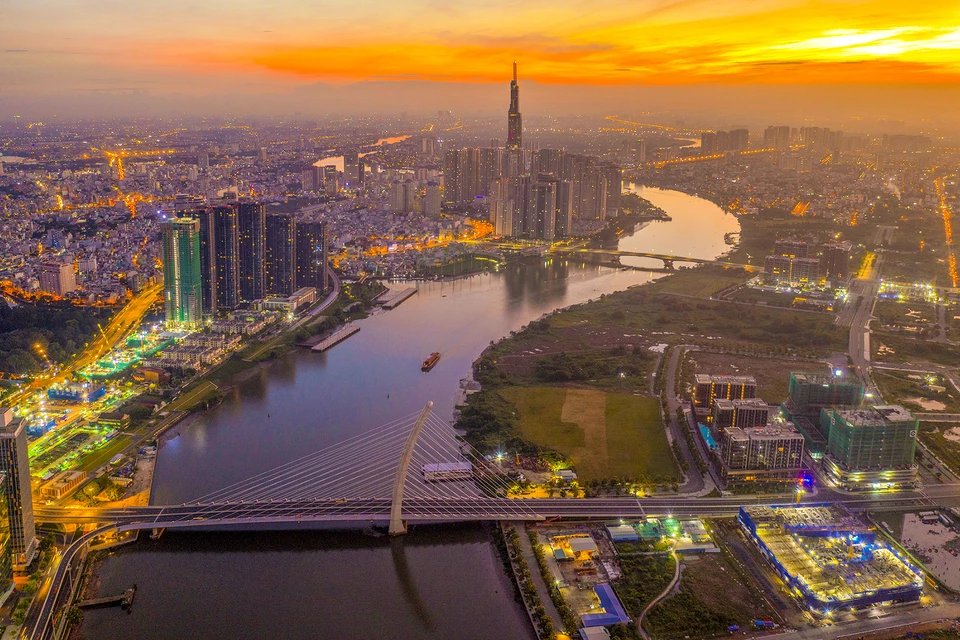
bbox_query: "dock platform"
[377,288,417,309]
[79,586,137,610]
[311,325,360,352]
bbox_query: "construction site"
[739,504,925,615]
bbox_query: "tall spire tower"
[507,62,522,151]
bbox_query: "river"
[78,186,739,640]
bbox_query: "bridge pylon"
[389,401,434,536]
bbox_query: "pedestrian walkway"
[516,525,564,633]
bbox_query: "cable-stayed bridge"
[35,402,956,535]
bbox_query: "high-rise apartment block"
[295,221,327,292]
[712,399,771,431]
[763,125,792,149]
[162,217,202,327]
[38,262,76,296]
[720,420,805,487]
[694,374,758,417]
[821,406,918,490]
[265,213,297,296]
[822,241,853,282]
[701,129,749,154]
[0,409,37,569]
[238,202,266,302]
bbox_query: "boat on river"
[421,352,441,371]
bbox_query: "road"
[33,488,960,528]
[663,345,707,493]
[6,283,162,408]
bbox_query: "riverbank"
[454,187,847,486]
[66,186,750,640]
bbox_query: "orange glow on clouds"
[5,0,960,90]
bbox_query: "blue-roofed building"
[581,584,630,628]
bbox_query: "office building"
[821,405,918,490]
[295,221,327,292]
[712,399,771,431]
[0,409,37,569]
[38,262,76,296]
[162,217,202,327]
[507,62,522,151]
[238,202,266,302]
[693,374,757,416]
[265,213,297,296]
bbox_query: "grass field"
[166,380,221,412]
[498,386,676,481]
[76,435,133,472]
[650,269,747,298]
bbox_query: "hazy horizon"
[3,1,960,132]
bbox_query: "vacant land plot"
[500,386,676,481]
[651,269,748,298]
[873,331,960,366]
[683,352,830,406]
[873,370,960,413]
[919,424,960,478]
[646,551,778,640]
[546,285,846,357]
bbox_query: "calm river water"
[79,186,739,640]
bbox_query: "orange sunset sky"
[2,0,959,119]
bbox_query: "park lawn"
[499,386,676,481]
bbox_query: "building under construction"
[739,504,923,614]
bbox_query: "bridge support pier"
[662,259,675,270]
[389,401,434,536]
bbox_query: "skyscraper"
[197,208,218,316]
[0,409,36,569]
[162,217,202,327]
[507,62,522,151]
[238,202,266,302]
[266,213,297,295]
[295,220,327,292]
[212,204,240,310]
